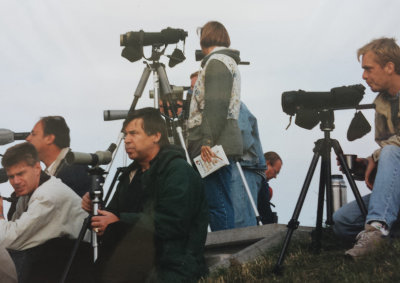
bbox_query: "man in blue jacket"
[232,102,267,228]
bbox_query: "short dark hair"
[200,21,231,49]
[2,142,39,169]
[264,151,282,166]
[122,108,169,146]
[40,116,70,148]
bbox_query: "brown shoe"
[345,224,386,258]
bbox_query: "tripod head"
[102,35,192,179]
[87,166,106,214]
[147,44,166,62]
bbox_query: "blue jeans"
[231,165,263,228]
[333,145,400,240]
[203,160,235,231]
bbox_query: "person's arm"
[200,59,233,148]
[154,159,207,241]
[83,189,123,236]
[199,59,233,162]
[103,174,143,226]
[372,135,400,161]
[91,209,119,236]
[0,194,74,250]
[365,156,377,190]
[0,197,4,220]
[81,192,92,213]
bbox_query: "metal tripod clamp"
[88,167,105,262]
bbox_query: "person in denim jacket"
[232,102,267,227]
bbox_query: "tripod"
[60,167,106,283]
[104,45,191,185]
[274,109,368,273]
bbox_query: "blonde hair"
[357,37,400,74]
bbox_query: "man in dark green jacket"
[82,107,208,282]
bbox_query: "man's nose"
[362,70,368,80]
[124,136,132,144]
[13,176,22,185]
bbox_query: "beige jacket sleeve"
[0,177,88,250]
[372,135,400,162]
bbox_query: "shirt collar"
[46,147,70,175]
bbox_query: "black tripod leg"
[60,215,91,283]
[332,140,367,216]
[324,147,334,225]
[103,167,123,205]
[274,146,321,273]
[313,156,327,252]
[128,66,151,112]
[156,64,173,96]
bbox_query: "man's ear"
[44,134,55,145]
[34,162,41,175]
[384,62,395,75]
[152,132,161,144]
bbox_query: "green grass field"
[202,228,400,283]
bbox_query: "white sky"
[1,0,399,226]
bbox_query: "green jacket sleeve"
[201,59,233,147]
[105,177,142,225]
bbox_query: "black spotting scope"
[282,84,366,116]
[120,28,188,47]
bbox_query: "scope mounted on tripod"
[120,27,188,67]
[281,84,373,131]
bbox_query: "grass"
[201,228,400,283]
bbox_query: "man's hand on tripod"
[92,209,119,236]
[81,192,92,213]
[82,193,120,235]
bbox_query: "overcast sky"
[1,0,399,226]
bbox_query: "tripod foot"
[272,264,283,275]
[310,229,322,253]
